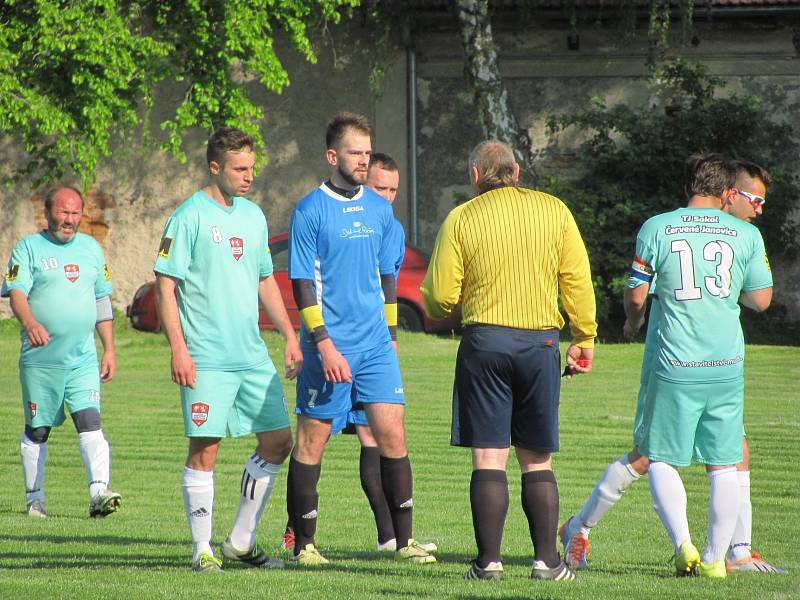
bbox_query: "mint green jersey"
[628,208,772,383]
[153,192,273,371]
[2,231,112,368]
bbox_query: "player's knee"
[24,425,52,444]
[71,408,101,433]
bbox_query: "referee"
[421,141,596,582]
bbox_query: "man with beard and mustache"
[285,113,435,565]
[2,186,121,519]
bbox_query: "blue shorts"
[20,361,101,428]
[331,404,369,435]
[296,340,404,422]
[451,325,561,451]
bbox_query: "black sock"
[285,455,294,534]
[380,455,413,549]
[521,470,560,568]
[288,455,321,554]
[360,447,395,545]
[470,469,509,567]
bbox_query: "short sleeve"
[259,213,273,278]
[289,203,318,280]
[93,241,113,299]
[154,209,197,280]
[381,216,405,277]
[627,222,657,289]
[1,239,33,297]
[742,229,773,292]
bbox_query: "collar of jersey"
[319,182,363,202]
[198,190,238,214]
[41,229,78,247]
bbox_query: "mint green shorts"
[638,376,743,467]
[20,361,101,428]
[180,360,289,438]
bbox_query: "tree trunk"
[453,0,537,182]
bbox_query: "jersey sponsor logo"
[340,221,375,239]
[28,402,37,417]
[103,264,111,281]
[229,236,244,261]
[64,264,80,282]
[343,205,364,213]
[191,402,210,426]
[5,264,19,282]
[158,237,172,259]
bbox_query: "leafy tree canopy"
[544,59,799,339]
[0,0,357,186]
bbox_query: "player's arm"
[421,208,464,320]
[155,274,195,389]
[258,275,302,379]
[95,296,116,382]
[739,288,772,312]
[292,279,351,383]
[381,273,399,352]
[8,289,50,347]
[623,284,650,339]
[558,211,596,374]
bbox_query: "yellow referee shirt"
[421,186,597,348]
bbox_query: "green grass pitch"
[0,319,797,599]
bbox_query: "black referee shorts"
[450,325,561,452]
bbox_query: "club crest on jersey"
[64,264,80,282]
[191,402,209,426]
[229,237,244,261]
[28,402,37,417]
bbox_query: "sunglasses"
[737,189,766,209]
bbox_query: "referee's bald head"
[468,141,520,195]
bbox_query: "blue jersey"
[153,191,273,371]
[628,207,772,383]
[2,231,112,368]
[289,183,396,354]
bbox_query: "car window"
[269,238,289,272]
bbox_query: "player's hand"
[564,344,593,379]
[622,318,642,341]
[284,337,303,380]
[100,350,117,383]
[392,340,398,354]
[23,320,50,347]
[171,348,196,389]
[317,339,352,383]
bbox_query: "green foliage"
[0,0,358,186]
[544,59,800,338]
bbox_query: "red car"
[127,233,461,334]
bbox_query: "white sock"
[703,467,739,564]
[229,453,282,551]
[648,462,690,551]
[728,470,752,561]
[78,430,110,499]
[573,454,641,537]
[183,466,215,562]
[20,434,47,503]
